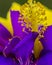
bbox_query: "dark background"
[0,0,52,18]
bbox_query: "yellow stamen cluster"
[18,13,32,33]
[20,0,47,32]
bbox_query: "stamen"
[20,0,47,32]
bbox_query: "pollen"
[20,0,47,32]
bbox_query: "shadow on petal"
[0,24,12,41]
[3,37,20,56]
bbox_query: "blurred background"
[0,0,52,18]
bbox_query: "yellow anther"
[20,0,47,32]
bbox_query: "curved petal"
[12,32,38,64]
[3,37,20,56]
[10,11,32,39]
[0,24,12,41]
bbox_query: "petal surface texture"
[0,55,17,65]
[40,25,52,50]
[12,32,38,64]
[3,37,20,56]
[36,53,52,65]
[0,24,12,41]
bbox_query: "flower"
[0,10,38,65]
[0,0,52,65]
[0,0,48,59]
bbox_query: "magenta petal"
[0,37,7,52]
[0,46,3,53]
[0,37,7,46]
[12,32,38,64]
[0,24,12,41]
[3,37,20,56]
[10,11,30,39]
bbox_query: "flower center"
[20,0,47,32]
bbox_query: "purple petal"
[0,37,7,52]
[3,37,20,56]
[0,37,7,46]
[10,11,31,39]
[40,25,52,51]
[0,55,17,65]
[36,52,52,65]
[12,32,38,64]
[0,24,12,41]
[44,25,52,41]
[40,38,48,50]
